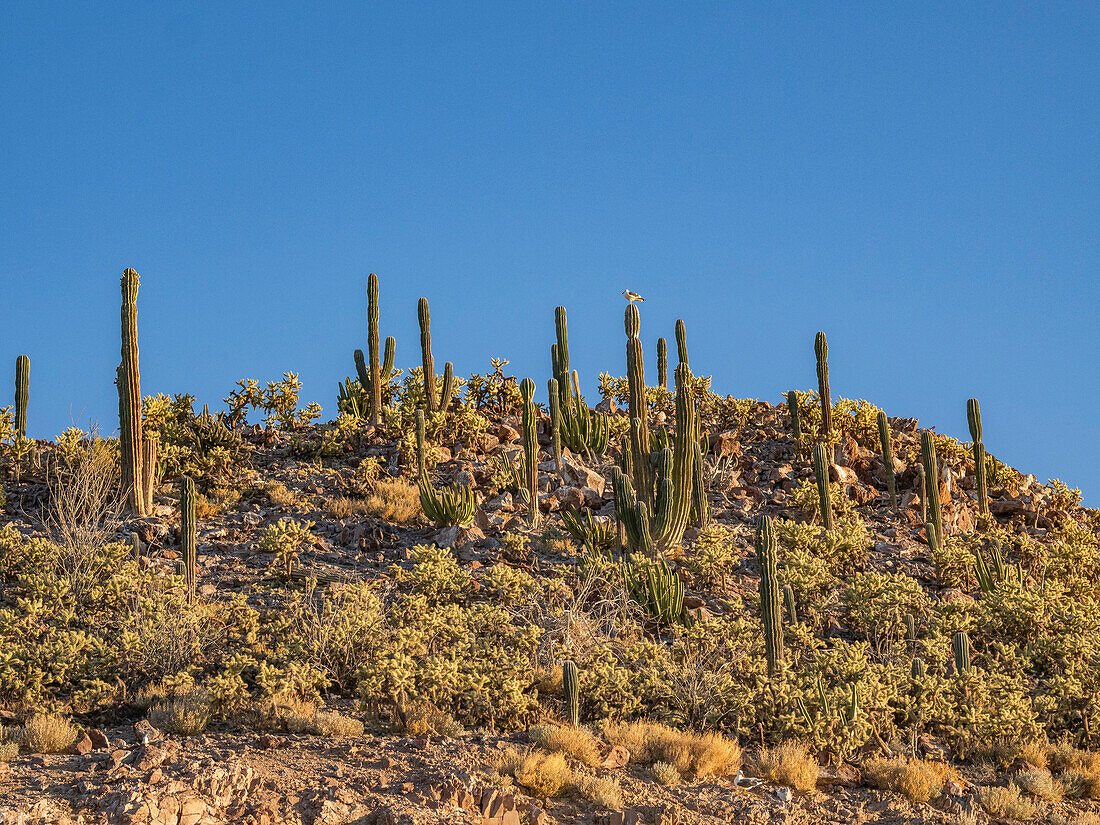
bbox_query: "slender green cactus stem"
[417,297,437,411]
[555,306,570,382]
[354,349,370,394]
[14,355,29,440]
[520,378,539,526]
[119,268,146,516]
[367,273,383,424]
[439,362,455,411]
[877,410,898,510]
[562,660,579,726]
[815,331,832,440]
[548,378,563,475]
[415,410,428,477]
[656,337,668,389]
[786,391,801,442]
[625,304,653,507]
[782,583,798,626]
[904,613,917,643]
[691,439,710,528]
[812,443,835,532]
[130,532,142,562]
[968,398,989,515]
[847,684,860,724]
[911,657,927,681]
[953,630,972,675]
[180,476,197,604]
[142,435,158,515]
[755,515,784,677]
[921,432,944,547]
[675,319,689,368]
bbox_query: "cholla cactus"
[519,378,539,526]
[118,269,147,516]
[968,398,989,515]
[921,432,944,547]
[180,476,197,604]
[812,443,835,532]
[14,355,28,440]
[815,332,832,439]
[877,410,898,510]
[755,515,784,677]
[562,660,580,726]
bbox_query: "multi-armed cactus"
[656,337,668,389]
[519,378,539,526]
[118,268,147,516]
[755,514,784,676]
[415,410,475,526]
[877,410,898,510]
[968,398,989,515]
[416,297,455,412]
[953,630,972,675]
[180,476,197,604]
[14,355,28,441]
[812,443,835,532]
[921,432,944,548]
[786,391,802,442]
[562,660,580,726]
[815,331,832,440]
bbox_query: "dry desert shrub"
[1015,767,1064,801]
[323,497,370,518]
[21,713,78,754]
[363,479,421,523]
[652,761,681,786]
[601,720,740,780]
[978,784,1036,820]
[863,756,952,804]
[148,690,211,735]
[309,710,364,738]
[754,741,818,793]
[575,772,624,809]
[530,724,603,767]
[513,750,573,798]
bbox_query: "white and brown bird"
[622,290,645,302]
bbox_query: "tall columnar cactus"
[366,273,383,424]
[921,432,944,547]
[815,331,832,440]
[691,439,710,528]
[547,378,563,474]
[439,361,455,411]
[904,613,917,643]
[119,268,147,516]
[180,476,197,604]
[782,583,798,626]
[812,443,835,532]
[14,355,29,440]
[562,660,580,726]
[877,410,898,510]
[953,630,972,675]
[755,515,784,677]
[142,435,158,515]
[656,337,668,389]
[675,319,689,369]
[967,398,989,515]
[520,378,539,526]
[786,391,802,442]
[417,297,438,411]
[625,304,654,507]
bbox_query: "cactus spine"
[14,355,29,440]
[877,410,898,510]
[656,337,668,389]
[180,476,197,604]
[548,378,563,474]
[520,378,539,526]
[812,443,835,532]
[786,391,802,442]
[118,268,147,516]
[815,331,832,440]
[417,297,438,411]
[755,514,784,677]
[921,432,944,547]
[968,398,989,515]
[953,630,972,675]
[562,660,579,726]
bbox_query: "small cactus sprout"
[786,391,802,441]
[656,337,668,389]
[846,683,860,725]
[877,410,898,510]
[967,398,989,515]
[755,515,784,677]
[180,476,197,604]
[520,378,539,526]
[417,297,437,411]
[562,660,580,726]
[130,532,142,562]
[14,355,29,440]
[815,331,832,439]
[920,432,944,547]
[953,630,972,675]
[118,268,147,516]
[812,443,835,532]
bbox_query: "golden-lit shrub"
[363,479,421,523]
[755,741,818,793]
[529,725,602,767]
[21,713,78,754]
[863,757,952,804]
[978,784,1036,820]
[148,690,212,735]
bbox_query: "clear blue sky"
[2,3,1098,501]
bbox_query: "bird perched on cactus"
[622,290,645,302]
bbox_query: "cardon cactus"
[14,355,28,440]
[142,435,158,515]
[118,268,147,516]
[812,443,835,532]
[968,398,989,515]
[657,337,668,389]
[547,378,563,474]
[180,476,197,604]
[782,583,799,626]
[418,297,438,411]
[786,391,802,442]
[921,432,944,547]
[551,309,609,459]
[675,319,689,369]
[877,410,898,510]
[519,378,539,526]
[815,331,832,439]
[691,439,710,528]
[755,515,784,676]
[625,304,654,505]
[953,630,972,675]
[367,273,383,424]
[562,660,580,726]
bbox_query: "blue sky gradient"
[2,3,1098,500]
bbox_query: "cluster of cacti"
[920,432,944,548]
[352,274,397,425]
[967,398,989,515]
[415,410,474,526]
[755,514,784,676]
[562,660,580,726]
[876,410,897,510]
[519,378,539,526]
[551,307,609,459]
[561,507,616,555]
[953,630,972,675]
[815,331,832,439]
[624,558,685,626]
[417,297,455,412]
[14,355,28,441]
[180,476,197,604]
[812,442,835,531]
[117,268,147,516]
[786,390,802,441]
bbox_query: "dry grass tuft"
[652,761,681,786]
[21,713,78,754]
[363,479,421,523]
[1016,767,1063,801]
[863,756,952,804]
[309,710,364,738]
[601,720,740,779]
[513,750,573,798]
[754,741,818,793]
[402,698,463,737]
[148,690,211,735]
[323,497,370,518]
[978,784,1036,820]
[530,724,603,767]
[1049,743,1100,800]
[576,773,624,809]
